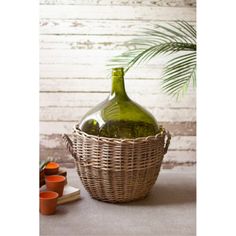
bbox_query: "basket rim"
[73,125,168,143]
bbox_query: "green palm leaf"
[162,52,196,98]
[108,21,196,98]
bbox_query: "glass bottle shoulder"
[78,95,160,138]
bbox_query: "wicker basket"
[63,127,171,203]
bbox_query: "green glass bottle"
[78,68,160,138]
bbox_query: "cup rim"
[45,162,60,169]
[45,175,66,183]
[40,191,59,200]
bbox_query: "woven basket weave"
[63,127,171,203]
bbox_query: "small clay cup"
[44,162,59,175]
[45,175,66,197]
[40,191,59,215]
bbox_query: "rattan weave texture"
[63,127,171,203]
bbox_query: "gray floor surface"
[40,166,196,236]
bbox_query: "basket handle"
[62,134,78,161]
[164,130,171,155]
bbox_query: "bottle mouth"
[112,67,124,76]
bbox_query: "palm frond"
[108,21,196,98]
[161,52,196,98]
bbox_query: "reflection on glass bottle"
[78,68,160,138]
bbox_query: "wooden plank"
[39,64,187,79]
[160,122,196,136]
[40,133,195,151]
[163,150,196,163]
[40,107,196,123]
[39,49,121,64]
[40,121,77,134]
[40,34,197,50]
[40,78,162,92]
[39,49,143,64]
[40,0,196,7]
[40,49,188,65]
[40,120,195,135]
[40,146,73,162]
[40,78,196,94]
[40,19,196,36]
[40,35,135,50]
[40,5,196,21]
[40,92,196,108]
[169,136,195,150]
[40,92,196,110]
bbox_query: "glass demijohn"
[78,68,160,138]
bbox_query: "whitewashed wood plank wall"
[40,0,196,167]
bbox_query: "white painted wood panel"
[40,78,196,94]
[40,33,197,50]
[40,5,196,21]
[40,0,196,7]
[40,19,195,36]
[41,122,77,134]
[40,1,196,163]
[39,19,149,36]
[164,151,196,163]
[40,64,171,79]
[40,35,135,50]
[40,107,196,122]
[40,92,196,109]
[40,49,189,65]
[169,136,195,150]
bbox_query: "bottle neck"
[109,68,128,100]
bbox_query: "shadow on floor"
[126,181,196,206]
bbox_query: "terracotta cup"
[45,175,66,197]
[44,162,59,175]
[40,191,59,215]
